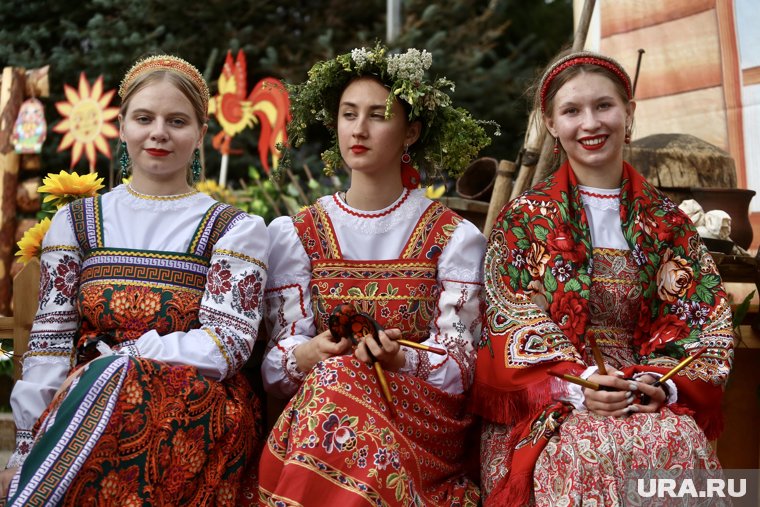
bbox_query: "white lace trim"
[22,355,70,376]
[579,185,621,211]
[110,184,211,212]
[320,189,426,235]
[438,266,483,283]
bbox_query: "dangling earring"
[553,136,560,156]
[191,148,202,183]
[400,145,420,190]
[119,143,131,180]
[624,127,632,144]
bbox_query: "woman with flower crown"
[470,49,735,506]
[259,44,493,506]
[1,55,267,505]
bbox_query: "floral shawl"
[471,161,734,506]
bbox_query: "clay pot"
[690,187,756,250]
[456,157,497,202]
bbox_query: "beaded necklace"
[334,188,410,218]
[126,183,198,201]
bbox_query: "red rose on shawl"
[549,292,588,348]
[656,249,694,303]
[546,224,585,263]
[640,313,689,356]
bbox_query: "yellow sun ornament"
[16,218,52,265]
[53,73,119,171]
[38,170,105,209]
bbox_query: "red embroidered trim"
[579,189,620,199]
[333,189,410,218]
[540,54,632,113]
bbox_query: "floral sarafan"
[38,170,105,209]
[281,43,498,180]
[16,218,52,265]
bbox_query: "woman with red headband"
[471,49,734,505]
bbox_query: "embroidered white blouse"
[7,185,269,468]
[262,189,486,399]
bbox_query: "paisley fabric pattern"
[471,162,734,506]
[259,200,480,506]
[8,195,264,506]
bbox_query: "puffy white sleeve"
[397,219,485,395]
[8,206,80,468]
[122,214,268,381]
[261,216,315,399]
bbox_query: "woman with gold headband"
[260,44,493,506]
[471,49,734,505]
[1,55,267,505]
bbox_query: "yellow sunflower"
[196,179,237,205]
[38,170,105,209]
[53,73,119,171]
[425,184,446,199]
[16,217,52,265]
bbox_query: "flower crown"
[119,55,210,113]
[279,43,498,180]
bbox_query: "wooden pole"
[0,67,25,315]
[483,160,516,238]
[530,0,597,187]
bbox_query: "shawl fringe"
[485,470,534,507]
[469,377,557,426]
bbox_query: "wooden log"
[0,67,25,315]
[21,154,41,171]
[24,65,49,99]
[16,177,40,213]
[483,160,517,237]
[12,258,39,381]
[531,0,597,187]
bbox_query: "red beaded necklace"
[333,188,410,218]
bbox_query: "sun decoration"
[38,170,105,209]
[53,73,119,171]
[16,218,52,265]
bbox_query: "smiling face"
[119,77,206,189]
[544,71,635,187]
[337,77,420,181]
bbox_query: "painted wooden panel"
[602,10,722,100]
[600,0,715,37]
[742,84,760,213]
[632,86,728,151]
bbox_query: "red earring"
[624,127,631,144]
[400,146,420,190]
[553,136,560,155]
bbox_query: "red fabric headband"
[540,53,632,114]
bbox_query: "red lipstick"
[145,148,170,157]
[350,145,368,154]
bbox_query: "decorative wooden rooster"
[209,50,290,184]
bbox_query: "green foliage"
[0,0,573,208]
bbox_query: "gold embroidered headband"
[539,51,632,114]
[119,55,210,113]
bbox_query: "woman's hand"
[631,374,668,413]
[354,328,405,371]
[0,467,19,499]
[583,367,639,417]
[294,329,353,373]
